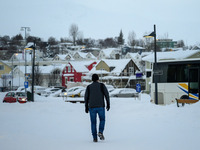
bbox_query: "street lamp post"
[31,41,36,102]
[144,24,158,105]
[11,56,13,91]
[26,41,36,102]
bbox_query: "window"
[129,67,134,74]
[0,65,4,70]
[70,77,74,82]
[68,66,71,72]
[167,64,188,82]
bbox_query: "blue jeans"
[89,107,105,139]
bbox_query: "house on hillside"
[142,49,200,93]
[80,48,101,57]
[52,54,74,61]
[98,48,120,59]
[53,54,67,61]
[85,59,144,89]
[62,61,97,87]
[73,51,96,60]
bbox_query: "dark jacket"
[84,82,110,108]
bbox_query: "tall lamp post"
[25,41,36,102]
[21,27,30,94]
[144,24,158,105]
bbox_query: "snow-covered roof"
[100,48,119,57]
[69,60,96,73]
[102,59,132,75]
[142,50,200,62]
[66,53,75,60]
[56,54,67,60]
[87,52,96,59]
[75,52,87,58]
[126,52,140,58]
[90,59,133,76]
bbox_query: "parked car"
[47,87,67,97]
[67,86,85,97]
[105,85,115,92]
[15,92,27,103]
[32,86,46,95]
[3,92,17,103]
[3,91,27,103]
[109,88,137,97]
[41,88,61,97]
[16,86,25,92]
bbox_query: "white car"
[41,88,61,97]
[105,84,115,92]
[109,88,137,97]
[67,86,85,97]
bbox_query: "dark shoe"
[98,132,105,140]
[93,138,98,142]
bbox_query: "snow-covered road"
[0,93,199,150]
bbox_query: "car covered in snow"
[109,88,137,97]
[67,86,86,97]
[41,88,61,97]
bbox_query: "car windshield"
[7,92,15,97]
[16,92,26,96]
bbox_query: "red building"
[62,61,96,87]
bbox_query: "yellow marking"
[178,83,188,90]
[189,94,198,100]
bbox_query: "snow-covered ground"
[0,92,199,150]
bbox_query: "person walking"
[84,74,110,142]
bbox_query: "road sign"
[24,81,28,88]
[136,83,141,93]
[25,73,31,78]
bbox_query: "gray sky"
[1,0,200,46]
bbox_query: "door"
[188,68,200,100]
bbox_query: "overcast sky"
[0,0,200,46]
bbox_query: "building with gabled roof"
[98,48,120,59]
[62,60,97,87]
[86,59,143,88]
[73,51,96,60]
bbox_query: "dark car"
[3,92,17,103]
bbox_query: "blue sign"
[136,73,143,78]
[24,81,29,88]
[136,83,141,93]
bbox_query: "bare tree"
[177,40,185,48]
[128,31,136,47]
[69,24,79,46]
[29,63,43,86]
[48,69,61,87]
